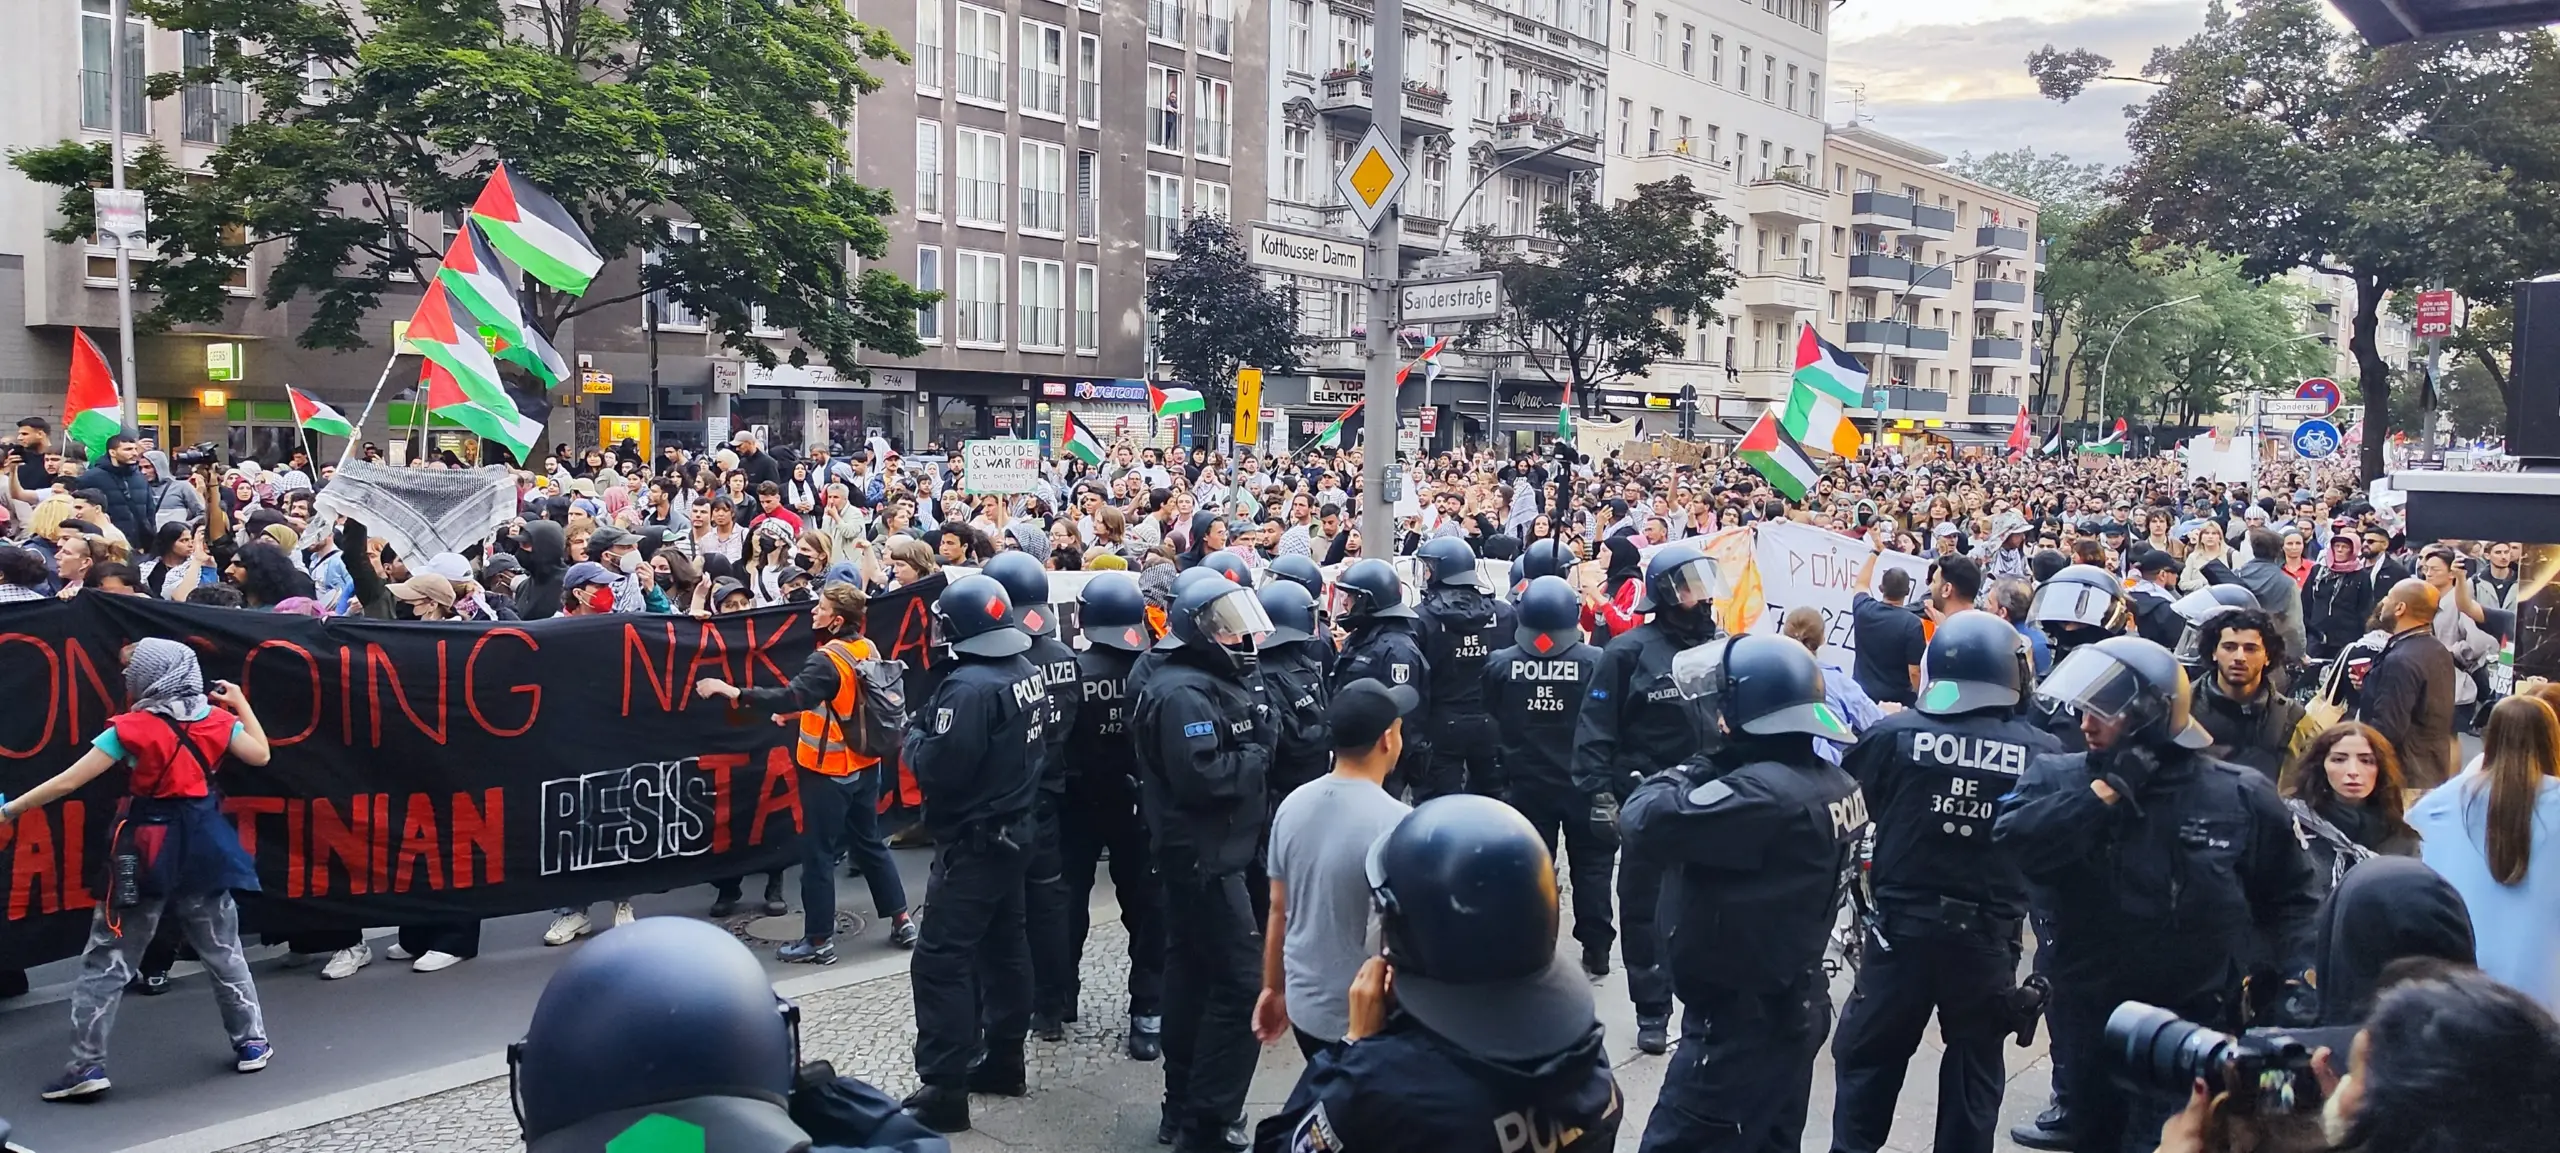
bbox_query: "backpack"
[829,640,908,759]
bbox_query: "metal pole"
[2094,294,2200,444]
[2418,284,2444,462]
[1358,0,1403,559]
[108,0,138,432]
[1435,138,1572,256]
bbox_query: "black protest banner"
[0,577,945,969]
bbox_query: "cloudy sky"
[1828,1,2216,168]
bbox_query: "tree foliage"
[9,0,931,369]
[2122,246,2331,425]
[1465,176,1734,417]
[1144,213,1304,423]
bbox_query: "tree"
[9,0,931,370]
[1144,212,1304,431]
[1947,149,2112,430]
[2122,246,2331,426]
[2029,0,2529,480]
[1464,176,1733,420]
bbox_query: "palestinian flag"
[64,329,126,458]
[469,162,602,296]
[1060,410,1106,464]
[287,386,356,438]
[1558,384,1573,440]
[422,361,544,460]
[2005,407,2032,460]
[1312,401,1363,448]
[489,298,570,391]
[2082,417,2127,456]
[1393,336,1450,386]
[407,283,509,412]
[1148,381,1205,417]
[1738,409,1820,502]
[1784,323,1865,457]
[435,222,568,390]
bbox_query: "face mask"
[610,550,638,575]
[786,586,813,603]
[583,585,617,614]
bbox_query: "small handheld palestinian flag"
[1148,382,1205,417]
[64,329,126,458]
[2082,418,2128,456]
[287,386,356,438]
[1312,401,1363,448]
[1738,408,1819,502]
[1060,411,1106,464]
[470,162,603,296]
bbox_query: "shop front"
[1494,382,1568,455]
[1036,378,1174,453]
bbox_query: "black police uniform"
[1260,636,1334,798]
[1569,617,1717,1026]
[1482,637,1611,960]
[1023,628,1082,1027]
[2128,589,2184,651]
[1250,1016,1622,1153]
[1622,738,1866,1153]
[1056,641,1166,1035]
[1993,747,2319,1153]
[1331,617,1431,793]
[1415,584,1516,800]
[1133,645,1276,1149]
[903,650,1045,1092]
[1829,708,2059,1153]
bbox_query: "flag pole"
[333,351,402,472]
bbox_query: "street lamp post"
[2093,293,2202,448]
[1419,135,1574,452]
[1868,248,1995,438]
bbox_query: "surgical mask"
[610,549,638,575]
[582,585,617,614]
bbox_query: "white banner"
[1704,521,1935,666]
[961,439,1043,494]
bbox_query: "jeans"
[71,891,264,1068]
[802,769,908,942]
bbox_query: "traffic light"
[1678,384,1697,439]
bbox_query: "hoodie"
[1252,1017,1620,1153]
[2309,856,2474,1026]
[143,450,205,527]
[516,519,570,621]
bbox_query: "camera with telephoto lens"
[172,441,221,469]
[2107,1001,2339,1114]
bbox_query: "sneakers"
[1127,1015,1163,1062]
[2011,1102,2074,1151]
[385,943,414,962]
[1579,944,1611,980]
[412,950,465,974]
[777,938,838,965]
[888,912,919,949]
[319,944,373,980]
[1029,1010,1066,1042]
[129,971,172,996]
[901,1082,971,1133]
[41,1065,110,1100]
[235,1041,274,1073]
[1634,1014,1670,1056]
[543,911,592,946]
[611,901,636,928]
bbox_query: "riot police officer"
[1133,578,1279,1153]
[1414,536,1515,800]
[1570,543,1723,1054]
[1621,633,1866,1153]
[511,917,950,1153]
[1251,796,1623,1153]
[901,575,1047,1134]
[1055,572,1167,1063]
[1508,538,1574,597]
[1198,550,1256,587]
[1991,636,2319,1153]
[1257,580,1334,797]
[1483,575,1612,978]
[1264,554,1325,603]
[1829,611,2060,1153]
[982,552,1081,1041]
[1328,558,1431,793]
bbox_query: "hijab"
[125,638,210,722]
[2311,857,2475,1026]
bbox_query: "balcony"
[1883,387,1949,413]
[2030,346,2046,374]
[2033,292,2046,314]
[1743,174,1828,227]
[1623,148,1731,200]
[1733,270,1824,313]
[1969,393,2022,417]
[1401,81,1453,133]
[1974,279,2030,310]
[1905,203,1956,242]
[1904,263,1954,299]
[2035,238,2050,270]
[1490,114,1603,172]
[1851,190,1913,230]
[1847,252,1912,291]
[1975,225,2032,261]
[1398,213,1449,252]
[1317,70,1374,123]
[1310,339,1366,373]
[1842,320,1910,354]
[1972,336,2028,366]
[1481,231,1566,259]
[1902,326,1952,353]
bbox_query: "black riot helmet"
[1199,550,1255,587]
[1078,571,1151,652]
[980,550,1056,637]
[2170,584,2260,664]
[1330,558,1415,621]
[511,919,803,1150]
[1637,542,1719,614]
[2030,564,2131,639]
[1514,575,1583,655]
[1917,609,2032,716]
[1265,553,1325,601]
[1675,632,1855,742]
[935,573,1032,658]
[1257,580,1319,646]
[1416,536,1483,589]
[1366,795,1597,1061]
[1167,576,1275,673]
[2034,634,2212,751]
[1512,539,1572,595]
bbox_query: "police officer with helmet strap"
[980,552,1082,1042]
[1482,575,1613,980]
[1256,579,1335,798]
[1327,558,1432,793]
[900,575,1047,1134]
[1991,636,2319,1153]
[1827,610,2060,1153]
[1054,572,1168,1063]
[1251,796,1623,1153]
[1413,536,1514,800]
[1621,633,1865,1153]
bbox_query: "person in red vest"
[0,638,276,1101]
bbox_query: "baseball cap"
[2132,546,2177,576]
[563,561,615,589]
[387,571,456,610]
[1329,678,1421,750]
[587,525,636,553]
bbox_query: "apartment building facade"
[1806,124,2044,448]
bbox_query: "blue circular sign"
[2295,377,2343,413]
[2293,418,2342,460]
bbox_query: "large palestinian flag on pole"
[1148,382,1205,417]
[469,162,602,296]
[1738,408,1820,501]
[64,329,125,457]
[1059,411,1106,464]
[1783,323,1865,457]
[435,222,568,390]
[406,283,509,413]
[422,361,543,460]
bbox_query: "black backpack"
[826,640,908,760]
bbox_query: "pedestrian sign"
[1333,127,1408,234]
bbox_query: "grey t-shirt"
[1267,774,1411,1041]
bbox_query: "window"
[1736,46,1749,91]
[1500,176,1527,233]
[1076,34,1100,125]
[649,222,706,329]
[1580,84,1598,135]
[181,33,246,145]
[1147,0,1186,45]
[1194,179,1230,221]
[954,249,1005,344]
[1835,163,1848,191]
[1145,172,1183,254]
[1807,72,1820,117]
[916,0,944,91]
[1650,13,1667,64]
[384,197,417,282]
[1676,115,1692,153]
[1020,20,1065,118]
[1328,13,1371,71]
[1785,64,1798,112]
[1020,140,1065,233]
[1076,150,1100,240]
[1645,107,1661,153]
[1287,1,1312,73]
[955,4,1004,105]
[1476,53,1493,119]
[1075,264,1100,353]
[1829,291,1841,321]
[1710,35,1722,85]
[1615,99,1631,155]
[955,126,1005,226]
[1679,24,1695,73]
[1618,2,1634,52]
[1198,0,1233,56]
[1416,154,1445,218]
[915,119,942,217]
[1432,41,1450,91]
[916,247,942,342]
[1328,136,1357,205]
[1194,76,1232,160]
[1147,64,1183,152]
[1019,258,1065,349]
[1763,55,1775,102]
[1831,226,1845,255]
[1281,126,1311,201]
[81,0,146,133]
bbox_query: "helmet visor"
[1655,556,1721,611]
[1194,587,1275,644]
[1668,638,1738,702]
[2170,587,2246,627]
[2032,646,2148,723]
[2029,580,2119,629]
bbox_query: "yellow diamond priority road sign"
[1333,126,1409,235]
